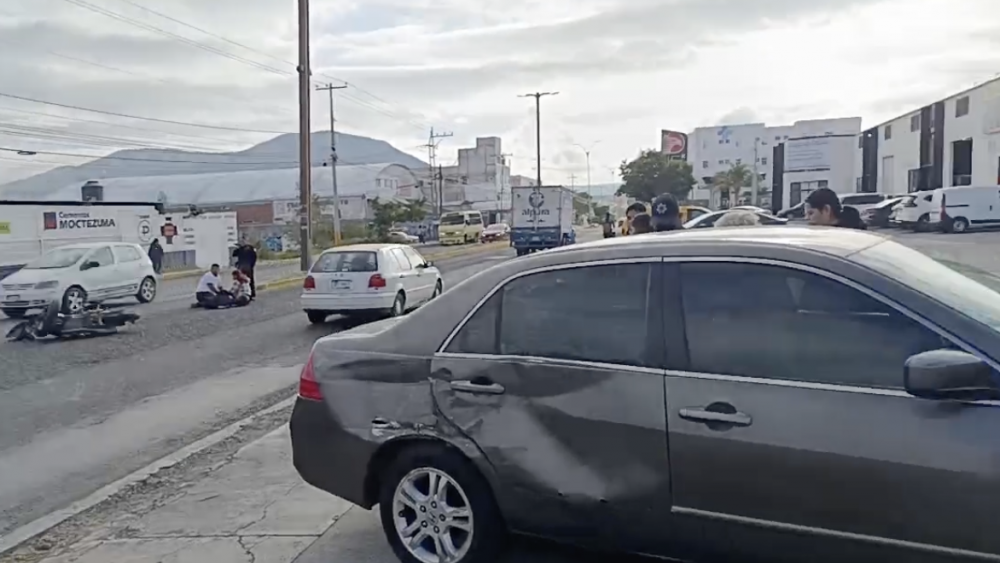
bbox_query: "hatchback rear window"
[312,251,377,273]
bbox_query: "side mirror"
[80,260,100,271]
[425,261,434,268]
[905,349,1000,401]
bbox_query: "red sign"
[661,130,688,159]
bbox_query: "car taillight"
[298,351,322,400]
[303,275,316,290]
[368,274,386,288]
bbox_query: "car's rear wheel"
[389,292,406,317]
[62,286,87,314]
[306,310,328,324]
[2,308,26,319]
[379,444,505,563]
[136,276,157,303]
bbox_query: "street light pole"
[316,83,347,246]
[573,141,600,196]
[295,0,311,271]
[520,92,558,187]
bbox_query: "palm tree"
[711,163,753,208]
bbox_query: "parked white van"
[935,185,1000,233]
[893,191,938,231]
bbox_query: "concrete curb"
[0,396,297,557]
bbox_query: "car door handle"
[679,407,752,426]
[451,380,505,395]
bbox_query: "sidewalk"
[12,425,354,563]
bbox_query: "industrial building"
[422,137,514,224]
[855,76,1000,196]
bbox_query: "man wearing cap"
[649,193,683,232]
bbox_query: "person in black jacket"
[147,239,164,274]
[805,188,867,229]
[649,193,682,232]
[232,241,258,299]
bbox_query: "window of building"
[790,182,803,206]
[678,262,951,389]
[956,96,970,117]
[446,264,656,366]
[884,125,892,140]
[735,158,742,165]
[375,179,382,187]
[910,114,920,132]
[718,160,725,165]
[702,161,709,169]
[858,136,864,148]
[761,157,768,165]
[818,180,829,189]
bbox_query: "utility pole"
[422,128,452,213]
[573,141,600,196]
[437,164,444,215]
[751,137,760,206]
[316,83,347,245]
[295,0,311,271]
[520,92,558,187]
[569,173,577,188]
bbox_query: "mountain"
[0,131,427,199]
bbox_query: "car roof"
[319,243,403,252]
[51,242,128,250]
[546,226,885,258]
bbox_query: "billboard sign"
[660,130,688,160]
[784,137,833,172]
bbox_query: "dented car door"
[431,260,672,551]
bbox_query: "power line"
[0,91,293,134]
[0,145,296,165]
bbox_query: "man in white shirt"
[195,264,225,308]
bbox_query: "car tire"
[389,292,406,318]
[306,310,328,324]
[916,214,930,232]
[2,308,26,319]
[949,217,969,233]
[136,276,157,303]
[378,443,506,563]
[431,280,442,299]
[61,286,87,314]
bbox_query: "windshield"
[852,240,1000,334]
[24,247,88,269]
[312,251,378,273]
[441,214,466,225]
[485,224,505,232]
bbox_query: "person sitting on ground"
[629,212,653,234]
[231,270,253,306]
[714,209,761,227]
[195,264,233,309]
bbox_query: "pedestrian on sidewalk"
[232,239,258,299]
[147,238,164,274]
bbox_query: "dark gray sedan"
[290,226,1000,563]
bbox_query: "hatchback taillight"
[368,274,386,288]
[298,351,322,400]
[303,275,315,290]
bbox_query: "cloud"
[1,0,998,187]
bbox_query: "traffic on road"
[3,211,1000,563]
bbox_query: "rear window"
[312,251,377,273]
[842,194,885,206]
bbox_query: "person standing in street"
[232,240,258,300]
[147,238,164,275]
[805,188,867,229]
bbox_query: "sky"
[0,0,998,188]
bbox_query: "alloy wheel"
[392,468,474,563]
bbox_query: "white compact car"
[0,242,157,318]
[300,244,442,324]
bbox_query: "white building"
[855,76,1000,196]
[428,137,512,223]
[687,117,862,208]
[778,134,858,210]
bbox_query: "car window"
[115,246,142,262]
[445,294,499,355]
[312,251,377,273]
[390,249,413,271]
[679,262,951,389]
[842,194,884,206]
[87,247,115,268]
[401,247,426,268]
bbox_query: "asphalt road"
[0,247,516,537]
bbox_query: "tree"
[572,191,593,217]
[369,197,428,241]
[616,150,696,203]
[711,163,753,208]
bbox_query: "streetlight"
[572,141,600,196]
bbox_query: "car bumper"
[300,292,395,313]
[0,288,60,310]
[290,397,376,508]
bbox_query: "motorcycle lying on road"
[5,300,141,342]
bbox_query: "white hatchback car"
[300,244,442,324]
[0,242,157,318]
